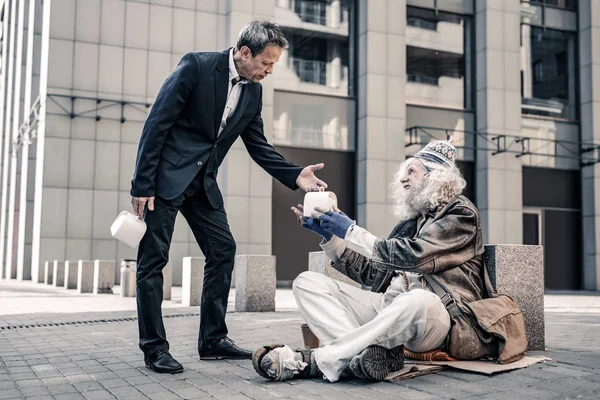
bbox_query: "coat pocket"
[160,145,182,166]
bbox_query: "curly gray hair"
[390,158,467,220]
[237,20,289,55]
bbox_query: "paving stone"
[82,390,117,400]
[19,385,50,397]
[15,379,44,388]
[106,386,147,400]
[46,384,78,395]
[73,381,103,392]
[54,394,86,400]
[0,389,21,399]
[98,379,129,390]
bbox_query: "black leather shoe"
[144,350,184,374]
[198,337,252,360]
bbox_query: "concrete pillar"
[64,260,78,289]
[163,260,172,301]
[93,260,116,294]
[308,251,359,287]
[44,260,53,285]
[520,3,536,99]
[182,256,205,307]
[234,255,276,312]
[484,244,545,351]
[328,0,341,28]
[77,260,95,294]
[327,40,341,88]
[52,260,65,288]
[220,1,277,260]
[357,0,406,237]
[475,0,523,244]
[16,0,38,282]
[579,0,600,290]
[0,0,18,279]
[5,0,28,281]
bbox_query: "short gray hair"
[236,20,289,55]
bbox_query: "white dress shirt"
[218,48,248,137]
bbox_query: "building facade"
[0,0,598,291]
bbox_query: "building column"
[6,0,27,280]
[520,2,535,99]
[579,0,600,290]
[0,0,18,279]
[29,0,51,284]
[16,0,37,281]
[327,39,341,88]
[357,0,406,237]
[474,0,523,244]
[205,0,277,265]
[328,0,341,28]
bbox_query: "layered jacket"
[330,195,485,306]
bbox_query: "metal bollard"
[120,259,137,298]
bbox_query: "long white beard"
[391,179,432,221]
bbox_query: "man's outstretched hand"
[296,163,328,192]
[291,204,333,241]
[131,196,155,219]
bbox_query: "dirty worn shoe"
[349,345,404,381]
[253,345,320,381]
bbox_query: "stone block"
[44,261,54,285]
[64,261,78,289]
[93,260,116,294]
[308,251,361,288]
[182,257,205,307]
[484,244,545,351]
[234,255,276,312]
[52,261,65,287]
[77,260,95,294]
[163,260,172,301]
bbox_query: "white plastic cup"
[303,191,338,219]
[110,211,147,248]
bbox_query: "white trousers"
[292,271,451,382]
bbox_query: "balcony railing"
[280,0,349,28]
[407,17,437,31]
[294,0,327,25]
[292,58,327,85]
[274,127,345,150]
[528,0,577,10]
[407,73,439,86]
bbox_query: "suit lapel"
[214,51,229,138]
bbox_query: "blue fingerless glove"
[300,216,334,241]
[318,210,354,239]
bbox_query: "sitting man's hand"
[317,207,355,239]
[291,204,333,241]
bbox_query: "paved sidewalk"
[1,281,599,399]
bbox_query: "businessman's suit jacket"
[131,49,303,208]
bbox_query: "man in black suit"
[131,20,327,374]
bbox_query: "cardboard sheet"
[410,355,552,375]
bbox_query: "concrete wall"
[38,0,227,285]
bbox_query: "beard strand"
[392,180,432,220]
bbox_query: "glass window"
[273,91,355,151]
[527,0,577,11]
[521,26,577,119]
[275,0,355,97]
[405,7,472,109]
